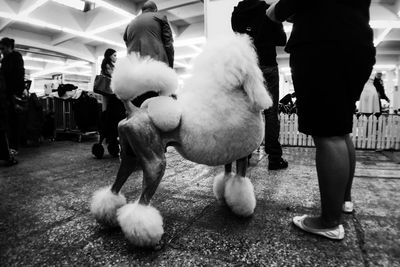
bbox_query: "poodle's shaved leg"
[139,155,166,205]
[236,157,248,177]
[111,153,136,194]
[225,163,232,174]
[111,126,137,194]
[121,111,167,206]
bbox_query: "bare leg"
[236,156,248,177]
[305,135,349,229]
[344,134,355,202]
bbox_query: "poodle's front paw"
[117,202,164,247]
[90,187,126,227]
[224,175,256,217]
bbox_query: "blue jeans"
[260,65,282,161]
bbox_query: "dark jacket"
[124,12,174,68]
[232,0,286,67]
[274,0,374,53]
[0,51,25,97]
[373,77,389,102]
[101,61,114,78]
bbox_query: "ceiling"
[0,0,399,82]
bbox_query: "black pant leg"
[261,66,282,161]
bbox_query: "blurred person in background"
[0,37,25,157]
[124,1,174,69]
[373,72,390,113]
[232,0,288,170]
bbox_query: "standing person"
[92,48,125,158]
[100,48,117,112]
[267,0,375,239]
[373,72,390,112]
[0,37,25,156]
[124,1,174,69]
[0,72,17,166]
[232,0,288,170]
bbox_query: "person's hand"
[266,1,279,22]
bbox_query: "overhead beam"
[102,0,145,15]
[52,33,76,46]
[158,0,201,11]
[0,19,12,32]
[374,27,393,46]
[19,0,49,16]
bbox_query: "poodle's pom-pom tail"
[117,202,164,247]
[90,187,127,227]
[213,172,233,204]
[112,54,178,101]
[224,174,256,217]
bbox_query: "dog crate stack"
[40,94,100,142]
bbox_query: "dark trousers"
[7,105,21,150]
[261,65,282,161]
[0,131,11,160]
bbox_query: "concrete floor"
[0,141,399,266]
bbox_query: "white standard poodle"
[90,33,272,247]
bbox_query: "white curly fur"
[111,53,178,101]
[174,34,269,165]
[213,172,233,203]
[90,187,127,226]
[147,96,182,132]
[117,202,164,247]
[184,34,272,111]
[224,174,256,217]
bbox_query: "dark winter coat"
[0,50,25,97]
[273,0,374,53]
[373,77,389,102]
[0,74,8,131]
[231,0,286,67]
[124,12,174,68]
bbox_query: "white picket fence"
[279,114,400,150]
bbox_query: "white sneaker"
[342,201,354,213]
[293,215,345,240]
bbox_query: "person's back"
[273,0,373,52]
[231,0,286,67]
[1,50,25,97]
[231,0,288,170]
[124,12,173,67]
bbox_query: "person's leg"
[344,134,355,202]
[303,135,349,229]
[261,66,287,169]
[7,105,19,151]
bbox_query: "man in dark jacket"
[373,72,390,112]
[267,0,375,239]
[0,37,25,154]
[232,0,288,170]
[124,1,174,68]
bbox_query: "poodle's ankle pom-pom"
[117,202,164,247]
[90,187,127,227]
[224,175,256,217]
[213,172,233,204]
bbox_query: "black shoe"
[268,158,288,170]
[5,156,18,166]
